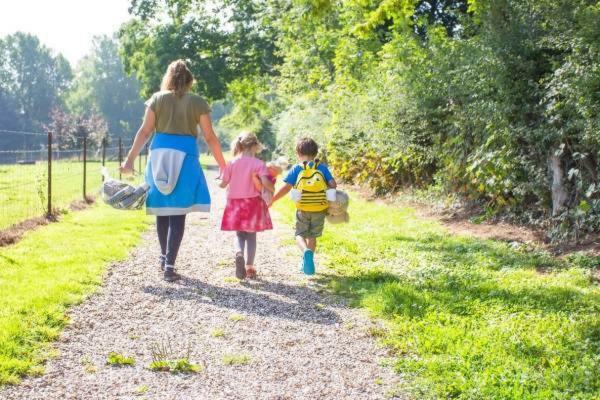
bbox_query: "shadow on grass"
[142,274,341,325]
[317,229,600,321]
[337,272,592,316]
[314,231,600,397]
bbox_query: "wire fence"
[0,129,148,230]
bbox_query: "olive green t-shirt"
[145,91,211,136]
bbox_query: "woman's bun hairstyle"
[160,59,194,97]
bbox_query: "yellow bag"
[294,160,329,212]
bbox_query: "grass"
[273,193,600,399]
[0,160,125,230]
[148,359,201,373]
[0,204,150,385]
[135,384,149,394]
[210,328,227,338]
[221,353,251,366]
[106,352,135,366]
[228,313,245,322]
[147,339,201,374]
[80,356,97,374]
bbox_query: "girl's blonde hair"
[232,132,263,157]
[160,59,194,97]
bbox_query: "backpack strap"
[295,162,308,189]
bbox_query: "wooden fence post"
[83,132,87,200]
[47,131,52,217]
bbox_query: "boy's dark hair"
[296,137,319,157]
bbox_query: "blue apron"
[145,132,210,216]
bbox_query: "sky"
[0,0,132,66]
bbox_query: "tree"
[269,0,600,240]
[45,108,108,150]
[66,35,144,138]
[119,0,280,100]
[0,88,22,131]
[413,0,469,38]
[0,32,72,131]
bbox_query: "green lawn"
[0,204,150,385]
[273,194,600,399]
[0,160,124,230]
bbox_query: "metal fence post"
[118,137,123,180]
[47,131,52,216]
[101,137,106,182]
[83,132,87,200]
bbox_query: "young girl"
[220,132,274,279]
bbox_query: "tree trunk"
[550,154,568,216]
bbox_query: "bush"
[269,0,600,239]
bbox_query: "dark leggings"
[157,215,186,266]
[234,231,257,266]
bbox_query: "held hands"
[215,166,225,183]
[215,164,227,181]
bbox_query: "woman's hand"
[120,159,135,175]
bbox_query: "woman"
[121,60,226,282]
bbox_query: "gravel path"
[1,172,403,400]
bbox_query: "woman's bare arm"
[121,107,155,173]
[199,114,226,173]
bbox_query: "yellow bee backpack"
[294,160,329,212]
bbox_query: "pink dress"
[221,156,273,232]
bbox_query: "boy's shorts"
[295,210,327,238]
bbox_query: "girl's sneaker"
[235,253,247,279]
[303,250,315,275]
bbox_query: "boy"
[272,138,337,274]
